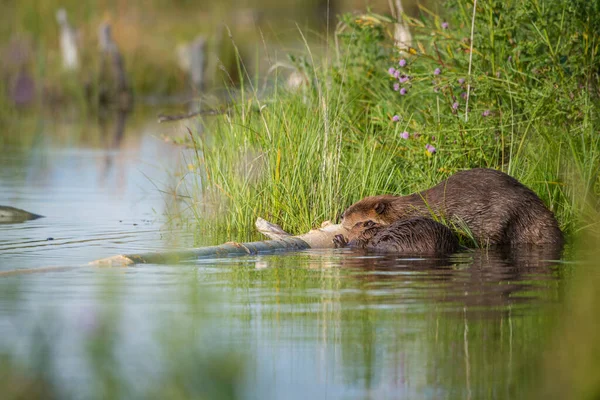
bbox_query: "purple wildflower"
[400,87,407,95]
[458,78,465,84]
[393,70,401,79]
[388,67,396,76]
[426,144,437,154]
[393,82,400,91]
[461,92,468,100]
[434,68,441,75]
[452,102,459,110]
[399,59,407,67]
[482,109,491,117]
[401,131,410,139]
[399,75,409,83]
[392,115,400,122]
[441,22,449,29]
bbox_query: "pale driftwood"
[391,0,412,49]
[90,218,347,267]
[56,9,79,71]
[189,36,206,92]
[255,218,348,248]
[98,23,132,111]
[0,218,347,275]
[255,217,292,239]
[90,237,311,266]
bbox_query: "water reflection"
[0,111,569,400]
[194,247,565,399]
[0,111,195,271]
[242,246,564,311]
[0,241,567,399]
[97,108,129,183]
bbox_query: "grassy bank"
[188,0,600,241]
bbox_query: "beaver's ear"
[374,202,386,214]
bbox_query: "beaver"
[334,217,460,255]
[341,168,563,246]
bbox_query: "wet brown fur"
[341,168,564,246]
[334,217,459,255]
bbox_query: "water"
[0,114,571,399]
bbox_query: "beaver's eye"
[364,220,376,227]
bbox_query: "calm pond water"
[0,113,573,399]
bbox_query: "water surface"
[0,114,570,399]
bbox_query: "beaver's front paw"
[333,234,348,248]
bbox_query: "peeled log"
[90,218,347,266]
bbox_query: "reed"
[191,0,600,241]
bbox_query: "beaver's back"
[420,168,562,245]
[342,168,563,246]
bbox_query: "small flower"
[399,59,407,67]
[399,75,409,83]
[392,115,400,122]
[426,144,437,154]
[393,70,401,79]
[482,109,491,117]
[388,67,396,76]
[393,82,400,91]
[434,68,441,75]
[400,87,407,95]
[452,102,459,110]
[441,22,449,29]
[401,131,410,139]
[458,78,465,84]
[461,92,468,100]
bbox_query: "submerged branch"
[90,218,346,267]
[0,219,347,274]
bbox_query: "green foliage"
[190,0,600,239]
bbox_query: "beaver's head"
[346,220,384,242]
[341,195,397,230]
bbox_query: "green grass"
[187,0,600,241]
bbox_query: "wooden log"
[56,9,79,71]
[390,0,412,49]
[90,237,311,266]
[90,219,347,266]
[0,219,347,275]
[97,22,133,111]
[189,36,207,93]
